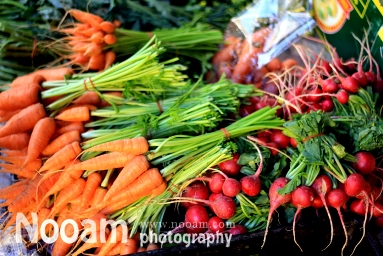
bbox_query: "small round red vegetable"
[336,90,349,104]
[181,181,210,209]
[218,153,242,176]
[270,130,290,149]
[184,205,209,234]
[353,151,376,175]
[222,178,241,197]
[208,216,226,233]
[229,224,248,235]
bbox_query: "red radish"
[290,186,314,251]
[345,174,370,256]
[336,90,349,104]
[184,205,209,234]
[320,98,334,112]
[229,224,247,235]
[371,202,383,218]
[321,78,339,93]
[209,173,225,194]
[311,174,334,250]
[222,178,241,197]
[270,130,290,149]
[353,151,376,175]
[365,71,377,85]
[340,76,360,93]
[174,194,237,220]
[249,96,261,105]
[319,58,332,75]
[218,153,242,176]
[344,173,366,197]
[181,181,209,209]
[261,83,279,95]
[262,177,291,248]
[311,195,324,209]
[267,142,279,156]
[327,188,349,254]
[307,87,323,103]
[290,137,297,148]
[239,104,254,117]
[257,130,271,139]
[209,193,223,202]
[208,216,226,233]
[351,72,368,87]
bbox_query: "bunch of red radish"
[261,151,383,254]
[56,9,120,71]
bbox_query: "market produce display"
[1,1,383,256]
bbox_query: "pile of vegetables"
[1,3,383,256]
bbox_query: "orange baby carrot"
[0,165,39,180]
[78,172,102,209]
[0,148,28,157]
[66,152,136,172]
[0,82,41,111]
[68,9,104,29]
[0,182,27,200]
[48,178,86,219]
[104,51,116,70]
[104,155,150,201]
[0,133,30,150]
[39,141,82,172]
[56,121,85,135]
[55,106,90,122]
[96,224,128,255]
[0,103,46,138]
[88,53,106,71]
[84,42,103,57]
[84,137,149,154]
[41,130,81,156]
[90,187,108,208]
[94,168,163,216]
[118,239,138,255]
[100,21,116,34]
[51,218,82,256]
[23,117,56,168]
[72,91,101,106]
[104,34,117,45]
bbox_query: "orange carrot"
[23,117,56,168]
[51,218,82,256]
[0,103,46,138]
[100,21,116,34]
[68,9,104,29]
[0,148,27,157]
[90,31,106,44]
[78,172,102,209]
[104,155,150,201]
[97,91,123,108]
[151,181,167,197]
[41,130,81,156]
[33,67,74,81]
[104,51,116,70]
[48,178,86,218]
[96,168,163,216]
[66,152,136,172]
[36,208,51,241]
[10,74,45,88]
[96,224,128,255]
[0,133,30,150]
[73,91,101,106]
[0,109,22,122]
[84,42,103,57]
[83,212,107,234]
[104,34,117,45]
[71,230,105,256]
[37,160,83,207]
[118,239,138,255]
[56,121,85,135]
[70,53,90,65]
[0,159,41,181]
[112,20,122,28]
[88,53,106,71]
[0,182,27,200]
[72,41,91,53]
[85,137,149,154]
[39,141,82,172]
[90,187,108,208]
[0,156,41,168]
[54,106,90,122]
[8,172,60,213]
[0,82,41,110]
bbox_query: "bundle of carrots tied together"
[55,9,120,71]
[0,66,168,255]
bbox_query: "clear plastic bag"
[211,0,316,84]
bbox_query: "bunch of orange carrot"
[56,9,120,71]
